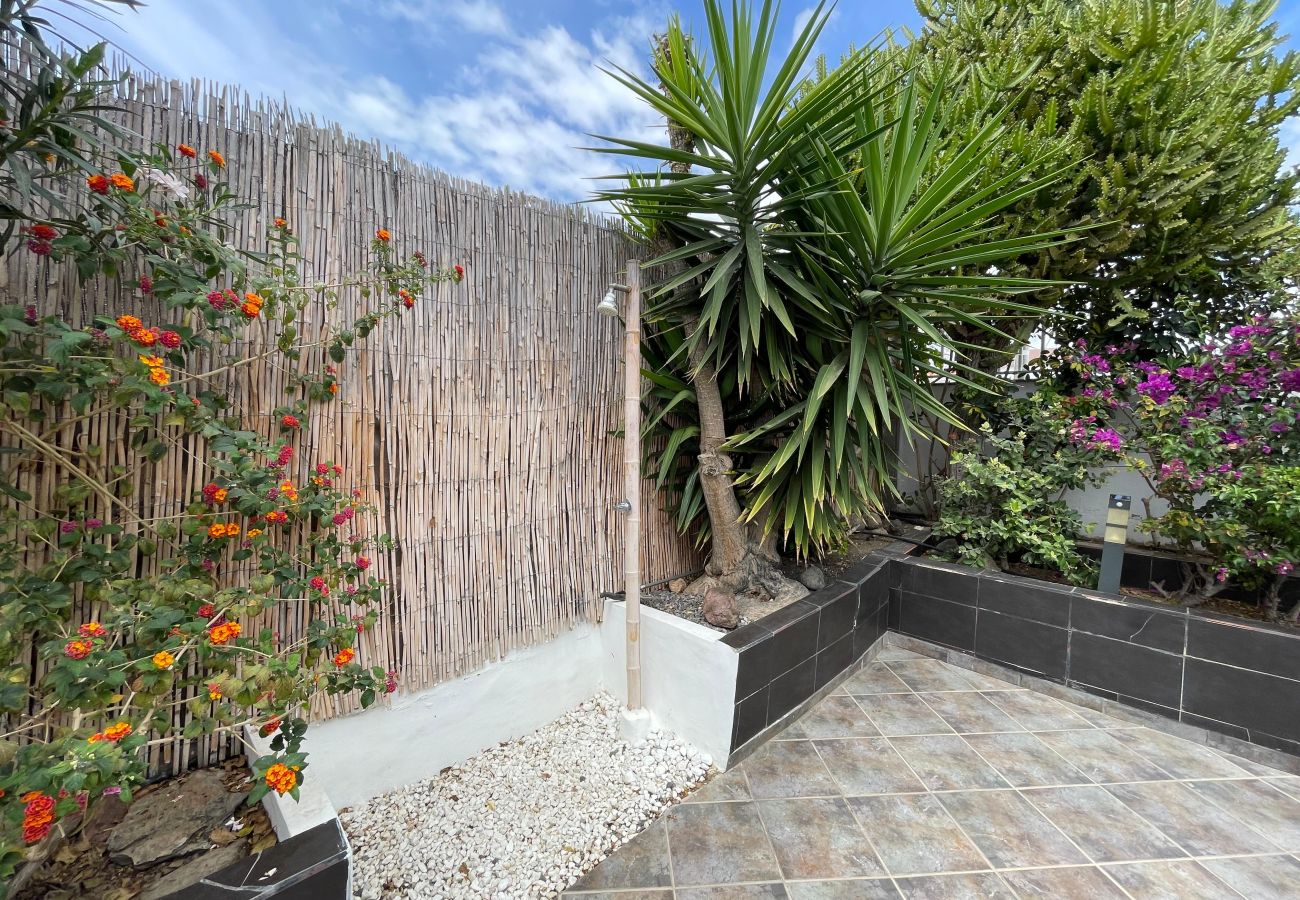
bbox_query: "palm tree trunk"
[686,324,750,575]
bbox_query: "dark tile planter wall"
[1077,542,1299,609]
[723,544,913,757]
[891,557,1300,757]
[178,819,349,899]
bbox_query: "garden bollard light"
[1098,494,1131,595]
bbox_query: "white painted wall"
[287,601,740,813]
[301,623,604,809]
[598,599,738,768]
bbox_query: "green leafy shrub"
[934,390,1119,583]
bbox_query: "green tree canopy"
[894,0,1300,355]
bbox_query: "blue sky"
[71,0,1300,201]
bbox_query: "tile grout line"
[909,659,1181,900]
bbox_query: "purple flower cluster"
[1136,371,1177,405]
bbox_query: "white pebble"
[341,692,710,899]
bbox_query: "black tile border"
[178,818,350,899]
[889,556,1300,758]
[725,539,917,755]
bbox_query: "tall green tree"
[594,0,1073,605]
[901,0,1300,355]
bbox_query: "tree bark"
[686,323,751,576]
[653,35,805,611]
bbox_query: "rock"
[771,579,810,606]
[139,839,248,900]
[701,587,740,629]
[799,566,826,590]
[107,769,246,868]
[667,578,688,594]
[935,538,960,553]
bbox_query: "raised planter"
[890,555,1300,757]
[1074,541,1299,610]
[721,541,917,764]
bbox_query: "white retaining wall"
[289,605,737,816]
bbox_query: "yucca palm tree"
[593,0,1074,608]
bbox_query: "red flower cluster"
[202,483,229,505]
[25,223,57,256]
[63,639,93,660]
[21,792,55,844]
[281,414,300,429]
[206,289,238,311]
[197,603,216,619]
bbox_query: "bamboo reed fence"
[2,59,702,775]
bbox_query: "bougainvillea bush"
[936,316,1300,616]
[0,141,460,877]
[1053,319,1300,617]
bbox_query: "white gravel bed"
[342,692,712,899]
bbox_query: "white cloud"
[792,6,817,45]
[382,0,512,37]
[70,1,665,202]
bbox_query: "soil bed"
[641,532,900,632]
[14,758,275,900]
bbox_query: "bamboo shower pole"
[624,260,643,710]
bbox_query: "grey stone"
[108,769,246,868]
[799,566,827,590]
[140,840,249,900]
[667,578,688,594]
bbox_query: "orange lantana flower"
[109,173,135,192]
[148,368,170,387]
[333,647,356,667]
[208,621,241,645]
[208,150,225,168]
[102,721,132,742]
[87,174,110,194]
[78,622,106,638]
[130,328,158,347]
[264,763,297,795]
[116,315,143,331]
[177,144,197,158]
[375,228,391,242]
[152,650,174,669]
[138,354,163,367]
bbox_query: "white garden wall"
[291,604,738,815]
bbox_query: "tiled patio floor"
[565,647,1300,899]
